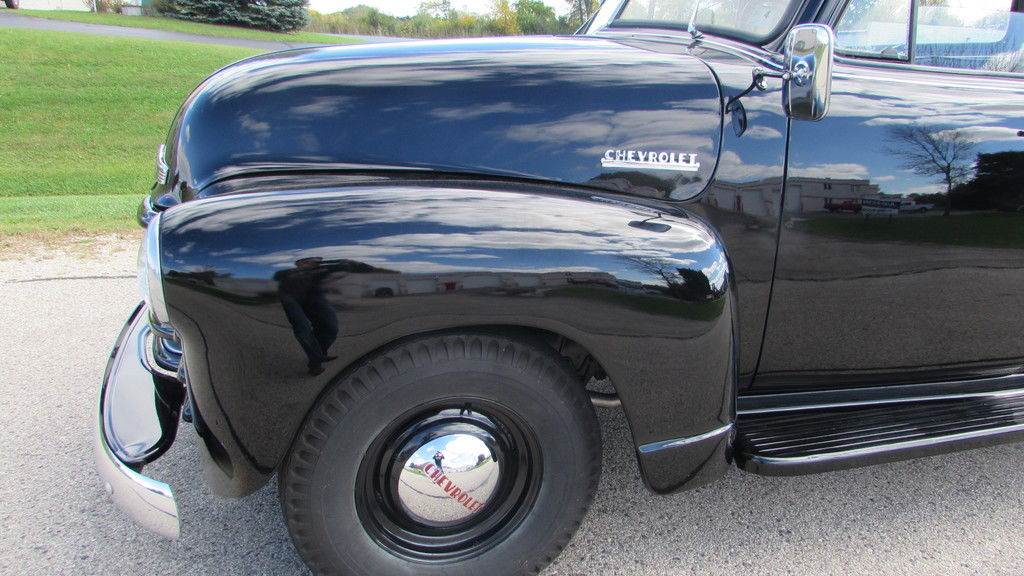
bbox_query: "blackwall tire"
[280,333,601,576]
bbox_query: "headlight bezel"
[137,211,170,324]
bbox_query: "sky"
[308,0,570,17]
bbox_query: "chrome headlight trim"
[138,212,170,324]
[155,144,169,186]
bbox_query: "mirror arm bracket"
[753,66,792,90]
[727,66,791,115]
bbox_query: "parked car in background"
[900,199,935,213]
[96,1,1024,575]
[825,198,862,213]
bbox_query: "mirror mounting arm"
[752,66,792,91]
[728,66,788,113]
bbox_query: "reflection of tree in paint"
[622,254,724,302]
[951,151,1024,212]
[886,125,973,216]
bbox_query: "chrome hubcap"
[396,431,500,527]
[356,400,542,560]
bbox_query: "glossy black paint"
[757,48,1024,391]
[738,372,1024,414]
[141,1,1024,500]
[154,36,721,207]
[588,32,794,385]
[160,180,735,495]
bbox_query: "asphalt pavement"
[1,235,1023,576]
[0,11,374,50]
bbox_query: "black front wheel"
[280,333,601,576]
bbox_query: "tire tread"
[280,333,601,576]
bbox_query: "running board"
[735,390,1024,476]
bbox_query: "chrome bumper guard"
[95,304,182,539]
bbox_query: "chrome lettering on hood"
[601,149,701,172]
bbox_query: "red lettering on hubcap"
[423,463,484,513]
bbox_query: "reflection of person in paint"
[274,257,339,375]
[433,450,445,474]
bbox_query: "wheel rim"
[355,399,542,561]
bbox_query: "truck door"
[758,0,1024,390]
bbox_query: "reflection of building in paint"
[788,178,882,213]
[703,177,784,218]
[702,177,881,216]
[327,270,620,299]
[203,276,270,298]
[589,171,703,199]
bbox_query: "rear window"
[835,0,1024,73]
[915,0,1024,72]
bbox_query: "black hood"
[158,36,722,202]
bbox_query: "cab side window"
[836,0,1024,73]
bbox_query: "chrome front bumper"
[95,304,183,539]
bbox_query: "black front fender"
[160,179,736,495]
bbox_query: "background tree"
[419,0,453,18]
[515,0,559,34]
[306,2,577,38]
[491,0,520,35]
[565,0,598,29]
[417,0,458,35]
[159,0,309,31]
[886,125,973,216]
[364,6,388,34]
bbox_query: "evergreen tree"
[159,0,309,32]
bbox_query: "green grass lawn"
[15,10,357,44]
[0,195,143,234]
[797,212,1024,249]
[0,28,261,234]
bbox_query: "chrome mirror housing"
[783,24,835,121]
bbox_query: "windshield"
[609,0,802,44]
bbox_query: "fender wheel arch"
[279,331,602,576]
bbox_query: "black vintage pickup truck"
[96,1,1024,574]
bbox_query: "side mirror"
[783,24,835,121]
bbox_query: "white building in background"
[702,177,882,218]
[16,0,91,9]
